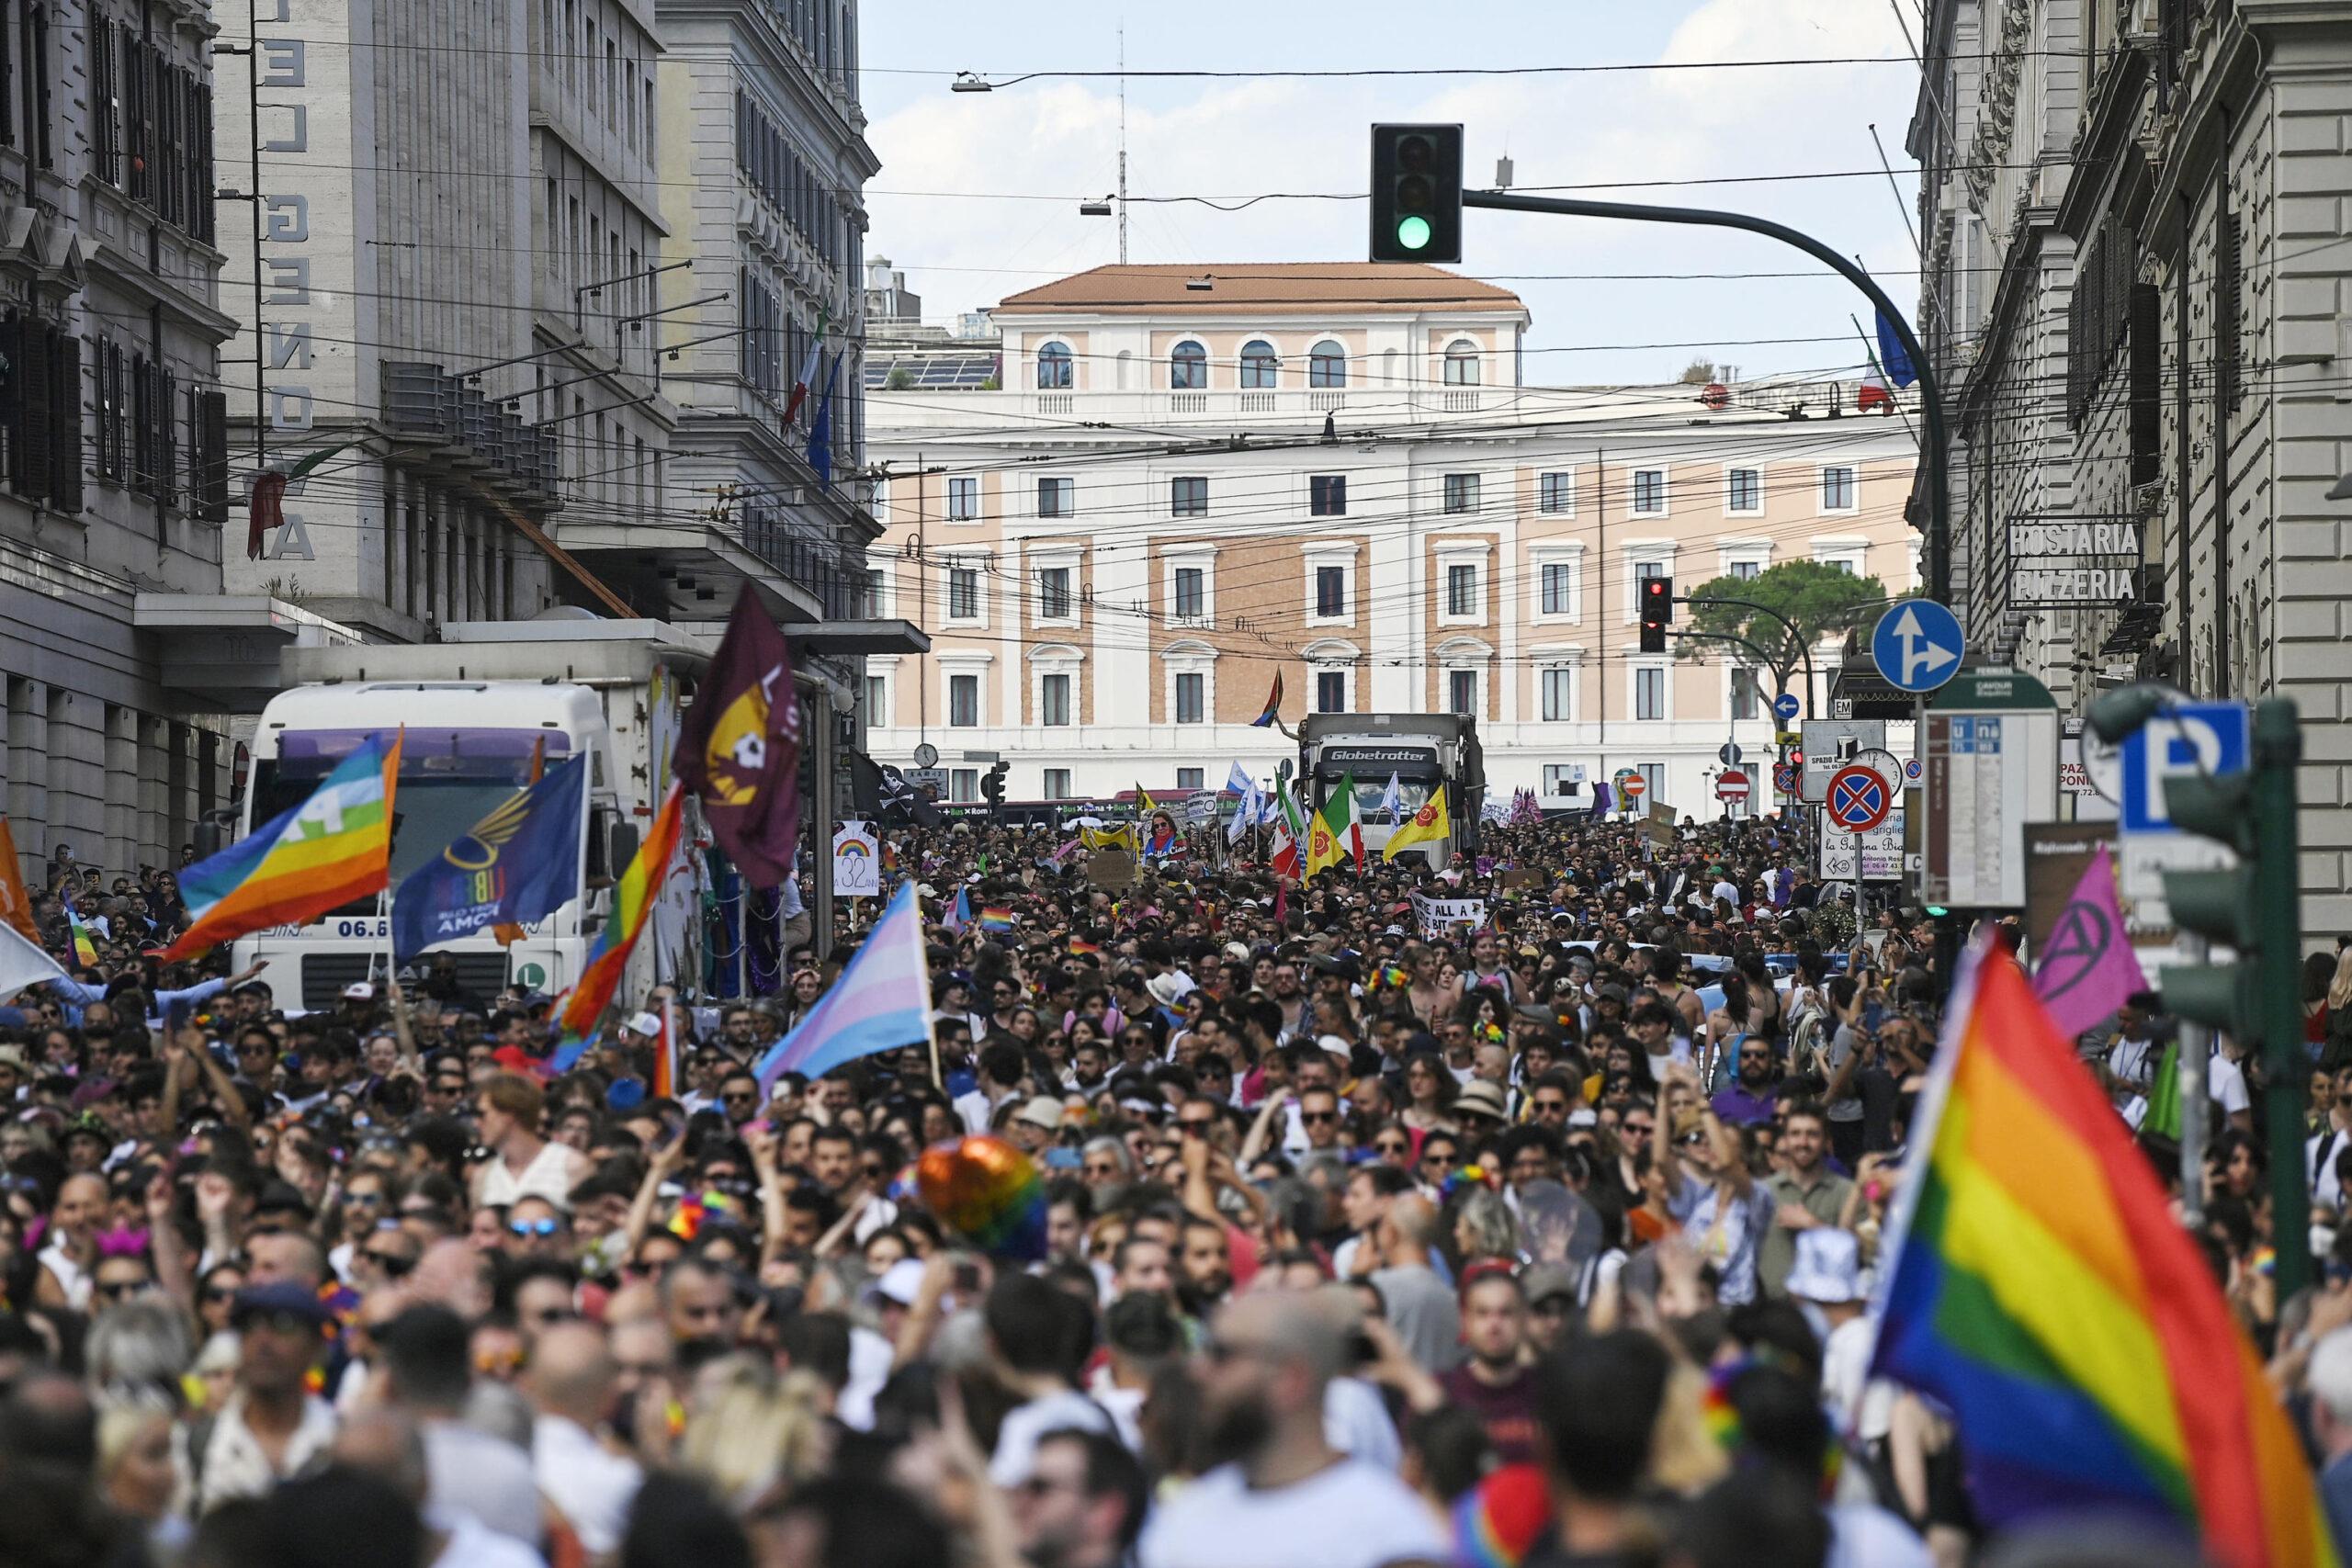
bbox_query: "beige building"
[864,264,1921,812]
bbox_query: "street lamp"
[1078,196,1114,218]
[2085,682,2169,743]
[950,73,991,93]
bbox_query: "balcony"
[380,362,563,509]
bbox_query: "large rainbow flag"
[554,783,684,1043]
[754,877,930,1089]
[1867,939,2334,1568]
[157,733,401,960]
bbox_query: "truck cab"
[1296,713,1484,869]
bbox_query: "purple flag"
[675,588,802,889]
[2031,844,2148,1038]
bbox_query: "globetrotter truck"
[230,617,708,1011]
[1296,713,1484,869]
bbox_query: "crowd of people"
[0,809,2342,1568]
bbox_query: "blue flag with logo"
[1876,310,1917,389]
[391,755,589,961]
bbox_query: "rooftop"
[994,263,1528,317]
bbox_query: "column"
[6,677,46,863]
[104,705,141,878]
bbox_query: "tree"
[1679,357,1717,385]
[1681,559,1891,704]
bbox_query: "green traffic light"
[1396,215,1432,252]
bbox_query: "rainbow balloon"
[915,1134,1046,1260]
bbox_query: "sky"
[857,0,1928,388]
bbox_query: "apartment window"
[1036,341,1073,389]
[1174,672,1204,724]
[1443,340,1479,385]
[948,674,980,728]
[1170,476,1208,515]
[1822,466,1856,511]
[1317,671,1346,713]
[1631,468,1667,516]
[1448,670,1478,716]
[1818,553,1859,575]
[1726,468,1760,513]
[1729,558,1761,581]
[1043,768,1072,800]
[863,674,885,721]
[1445,563,1478,616]
[1314,565,1347,618]
[1442,473,1479,513]
[949,768,978,801]
[1170,340,1205,389]
[947,567,979,620]
[1539,471,1573,513]
[1173,567,1204,619]
[1634,667,1665,720]
[1176,768,1204,791]
[1542,667,1573,722]
[947,475,978,520]
[1239,340,1279,389]
[1037,567,1071,620]
[1541,561,1575,615]
[1310,474,1346,516]
[1040,672,1071,727]
[1732,668,1761,721]
[1633,558,1667,614]
[1639,763,1665,802]
[1308,340,1346,388]
[1543,764,1580,795]
[1037,477,1074,517]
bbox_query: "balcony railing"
[381,362,562,507]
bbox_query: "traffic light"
[980,761,1010,807]
[1639,575,1673,654]
[1370,124,1463,263]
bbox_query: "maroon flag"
[675,588,802,888]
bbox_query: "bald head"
[526,1321,616,1424]
[1385,1193,1440,1255]
[1213,1288,1349,1389]
[332,1405,430,1507]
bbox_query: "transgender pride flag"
[753,878,932,1089]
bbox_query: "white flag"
[1378,772,1406,822]
[0,921,65,1000]
[1225,761,1253,795]
[1227,779,1262,844]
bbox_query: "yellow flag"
[1383,789,1452,861]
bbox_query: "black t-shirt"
[1440,1362,1541,1466]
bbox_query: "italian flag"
[1305,773,1363,877]
[782,309,831,426]
[1268,778,1306,880]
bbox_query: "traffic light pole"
[1463,190,1951,604]
[2252,701,2310,1297]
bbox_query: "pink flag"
[2031,844,2149,1038]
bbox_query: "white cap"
[342,982,375,1000]
[626,1011,663,1039]
[865,1257,927,1307]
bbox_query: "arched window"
[1308,340,1347,389]
[1170,340,1206,389]
[1443,340,1480,386]
[1239,340,1280,389]
[1036,341,1073,389]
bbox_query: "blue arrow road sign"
[2119,701,2249,833]
[1871,601,1965,694]
[1771,691,1802,723]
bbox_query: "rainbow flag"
[755,878,932,1089]
[1250,672,1283,728]
[158,733,402,960]
[1867,940,2334,1568]
[978,905,1014,933]
[61,892,98,966]
[1069,936,1101,956]
[555,784,684,1043]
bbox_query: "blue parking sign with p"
[2119,701,2249,833]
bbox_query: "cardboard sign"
[1086,849,1136,889]
[831,821,880,899]
[1410,892,1487,938]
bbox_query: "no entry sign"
[1715,769,1750,801]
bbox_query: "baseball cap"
[230,1280,336,1328]
[342,982,374,1000]
[1521,1265,1579,1308]
[625,1011,663,1039]
[864,1257,927,1308]
[1016,1095,1066,1132]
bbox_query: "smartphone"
[165,998,192,1034]
[952,1258,983,1293]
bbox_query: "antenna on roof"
[1118,26,1129,265]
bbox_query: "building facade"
[1912,0,2352,930]
[2,4,250,874]
[865,265,1921,815]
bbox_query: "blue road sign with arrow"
[1871,601,1964,694]
[1770,691,1802,724]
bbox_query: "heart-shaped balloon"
[914,1134,1047,1260]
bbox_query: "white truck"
[230,615,708,1013]
[1297,713,1485,869]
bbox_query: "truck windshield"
[248,728,578,888]
[1324,775,1435,819]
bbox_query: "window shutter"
[159,367,177,506]
[49,328,79,513]
[2129,282,2162,487]
[0,313,18,479]
[194,81,214,242]
[90,20,114,185]
[17,320,51,501]
[2217,209,2243,413]
[125,29,148,203]
[130,352,151,493]
[155,55,179,227]
[198,387,228,521]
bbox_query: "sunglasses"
[365,1249,418,1276]
[1299,1111,1337,1124]
[510,1217,562,1238]
[95,1279,147,1301]
[202,1283,243,1304]
[1374,1140,1409,1156]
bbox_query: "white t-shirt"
[1139,1458,1449,1568]
[989,1389,1117,1487]
[2211,1052,2252,1117]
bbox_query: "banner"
[675,588,802,888]
[1410,892,1487,939]
[392,756,588,960]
